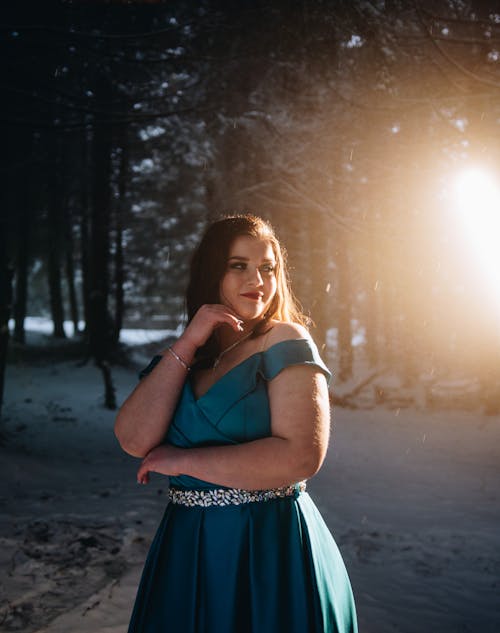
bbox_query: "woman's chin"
[243,313,267,327]
[220,298,268,325]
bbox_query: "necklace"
[212,329,254,371]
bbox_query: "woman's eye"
[228,262,275,273]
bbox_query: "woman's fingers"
[137,450,157,483]
[137,460,150,484]
[137,444,181,483]
[200,304,243,329]
[214,310,243,331]
[181,304,244,348]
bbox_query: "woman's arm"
[114,305,243,458]
[113,337,196,458]
[137,360,331,489]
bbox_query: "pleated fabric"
[128,492,356,633]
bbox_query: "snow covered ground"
[1,334,500,632]
[8,317,184,346]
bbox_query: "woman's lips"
[240,292,262,300]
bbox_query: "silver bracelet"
[167,347,191,372]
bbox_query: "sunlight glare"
[454,168,500,306]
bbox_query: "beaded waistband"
[168,482,306,507]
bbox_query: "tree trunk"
[80,200,90,337]
[47,137,66,338]
[0,264,13,421]
[481,350,500,415]
[64,207,80,336]
[88,91,116,409]
[113,145,127,346]
[0,160,14,418]
[400,247,419,388]
[364,211,380,367]
[378,241,397,374]
[80,131,91,336]
[47,225,66,338]
[308,210,329,353]
[13,202,29,344]
[336,232,353,382]
[276,206,309,320]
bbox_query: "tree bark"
[80,131,92,336]
[13,202,30,344]
[47,222,66,338]
[64,207,80,336]
[47,137,66,338]
[336,231,353,382]
[0,197,13,419]
[0,142,15,419]
[481,351,500,415]
[364,210,380,368]
[89,130,111,355]
[113,145,127,346]
[308,210,329,353]
[88,84,116,409]
[0,266,12,421]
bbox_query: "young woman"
[115,214,357,633]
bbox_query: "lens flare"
[454,168,500,308]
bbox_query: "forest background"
[2,0,500,412]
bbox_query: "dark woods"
[1,1,500,414]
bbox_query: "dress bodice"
[140,338,331,490]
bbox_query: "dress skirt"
[128,491,357,633]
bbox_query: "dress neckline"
[188,338,309,403]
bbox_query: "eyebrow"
[228,256,276,262]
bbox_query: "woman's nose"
[248,266,264,286]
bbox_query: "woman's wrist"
[166,347,190,371]
[161,336,197,366]
[173,446,189,477]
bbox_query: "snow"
[1,338,500,632]
[119,326,182,345]
[8,317,183,346]
[344,34,364,49]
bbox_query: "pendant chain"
[213,329,254,371]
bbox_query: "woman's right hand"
[115,304,245,458]
[174,304,244,353]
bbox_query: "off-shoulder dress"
[128,338,357,633]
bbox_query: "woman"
[115,214,357,633]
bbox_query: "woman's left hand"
[137,444,183,484]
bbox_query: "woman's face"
[219,235,277,324]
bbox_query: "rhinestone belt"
[168,482,306,507]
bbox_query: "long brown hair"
[186,214,308,358]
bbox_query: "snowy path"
[1,360,499,632]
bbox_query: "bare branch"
[414,0,500,91]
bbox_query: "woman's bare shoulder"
[264,320,311,350]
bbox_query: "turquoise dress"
[128,338,357,633]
